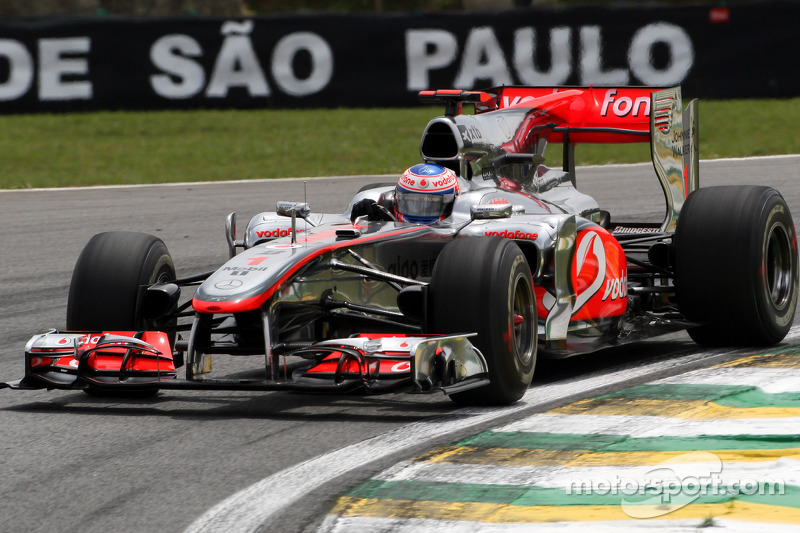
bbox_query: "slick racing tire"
[67,232,177,396]
[676,186,798,346]
[428,237,536,405]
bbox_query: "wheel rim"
[765,222,794,311]
[512,274,536,366]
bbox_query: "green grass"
[0,99,798,189]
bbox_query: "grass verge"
[0,99,797,189]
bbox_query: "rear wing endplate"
[651,87,699,232]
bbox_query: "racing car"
[3,85,797,406]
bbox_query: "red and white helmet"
[395,163,459,224]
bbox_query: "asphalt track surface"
[0,155,798,533]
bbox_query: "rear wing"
[418,86,699,232]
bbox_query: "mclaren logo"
[574,231,607,312]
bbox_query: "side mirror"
[225,212,243,258]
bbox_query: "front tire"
[67,231,176,336]
[67,232,176,397]
[675,186,798,346]
[428,237,537,405]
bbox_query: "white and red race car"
[3,85,797,405]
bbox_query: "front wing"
[2,330,490,397]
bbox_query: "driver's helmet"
[395,163,460,224]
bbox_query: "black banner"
[0,2,795,113]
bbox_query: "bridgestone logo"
[612,227,657,234]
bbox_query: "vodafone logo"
[255,228,304,238]
[601,89,650,118]
[82,335,103,346]
[602,270,628,301]
[484,229,538,240]
[400,164,458,193]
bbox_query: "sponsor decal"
[223,266,268,271]
[487,198,510,204]
[401,164,456,192]
[215,279,244,290]
[386,257,436,279]
[222,266,268,276]
[457,123,483,144]
[573,230,607,312]
[612,226,659,235]
[602,270,628,301]
[415,164,440,175]
[600,89,651,118]
[64,334,101,347]
[538,227,627,321]
[391,361,411,373]
[255,228,304,239]
[484,229,539,240]
[45,334,102,348]
[82,335,102,345]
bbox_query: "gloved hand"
[350,198,395,222]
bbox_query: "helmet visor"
[396,191,447,219]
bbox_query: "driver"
[349,163,460,224]
[394,163,460,224]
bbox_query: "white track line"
[316,515,800,533]
[185,326,800,533]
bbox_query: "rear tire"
[428,237,536,405]
[675,186,798,346]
